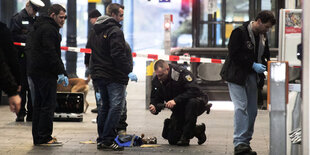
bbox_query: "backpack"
[114,134,143,147]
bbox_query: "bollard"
[145,60,155,110]
[268,61,288,155]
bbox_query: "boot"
[234,144,257,155]
[195,123,206,145]
[176,136,189,146]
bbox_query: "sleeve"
[41,28,66,76]
[0,23,20,86]
[109,29,132,74]
[228,28,253,70]
[0,49,19,97]
[173,71,203,104]
[9,15,27,42]
[85,29,93,66]
[150,78,165,114]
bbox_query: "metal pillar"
[164,14,171,55]
[269,61,288,155]
[145,61,154,110]
[66,0,77,78]
[303,0,310,154]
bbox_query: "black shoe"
[234,144,257,155]
[97,142,124,151]
[195,123,206,145]
[91,107,98,113]
[16,115,25,122]
[177,138,190,146]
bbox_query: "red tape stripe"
[211,59,222,63]
[190,57,200,62]
[80,48,92,54]
[147,54,158,60]
[132,52,137,57]
[61,46,69,51]
[169,55,179,61]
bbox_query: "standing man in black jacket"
[27,4,68,146]
[149,60,209,146]
[89,3,131,151]
[220,10,276,155]
[0,22,21,114]
[85,9,101,114]
[10,0,45,122]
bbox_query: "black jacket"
[150,64,206,114]
[220,22,270,87]
[0,22,20,96]
[10,9,35,43]
[10,9,36,58]
[84,28,95,66]
[89,16,132,85]
[26,16,66,78]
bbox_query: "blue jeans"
[94,79,126,145]
[228,73,258,147]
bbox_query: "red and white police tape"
[13,42,225,64]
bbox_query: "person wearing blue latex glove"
[252,62,266,73]
[220,11,276,155]
[128,72,138,82]
[57,74,69,86]
[27,4,67,146]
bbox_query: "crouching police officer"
[149,59,211,146]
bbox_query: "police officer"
[10,0,45,122]
[149,59,210,146]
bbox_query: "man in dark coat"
[89,3,132,151]
[220,10,276,155]
[10,0,45,122]
[0,22,21,114]
[149,59,209,146]
[85,9,101,114]
[26,4,68,146]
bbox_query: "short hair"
[255,10,276,25]
[106,3,124,16]
[89,9,101,18]
[154,59,168,71]
[48,4,66,16]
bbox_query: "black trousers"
[18,57,32,117]
[31,76,57,144]
[162,98,205,145]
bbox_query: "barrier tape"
[14,42,92,54]
[14,42,225,64]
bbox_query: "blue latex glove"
[57,74,69,86]
[252,63,266,73]
[95,92,101,102]
[128,72,138,82]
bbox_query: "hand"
[128,72,138,82]
[57,74,69,86]
[8,95,21,114]
[252,63,266,73]
[165,100,176,109]
[149,104,157,114]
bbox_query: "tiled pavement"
[0,79,269,155]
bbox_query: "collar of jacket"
[33,16,60,30]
